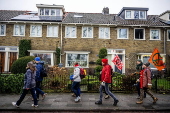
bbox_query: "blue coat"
[23,69,36,89]
[35,61,44,81]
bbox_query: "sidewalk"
[0,93,170,112]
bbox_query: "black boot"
[95,100,102,105]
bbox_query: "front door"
[9,52,17,72]
[0,52,5,73]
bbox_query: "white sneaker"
[75,96,80,102]
[12,102,19,108]
[32,104,38,107]
[78,96,81,100]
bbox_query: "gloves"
[147,83,152,89]
[136,79,139,83]
[101,81,105,86]
[70,75,74,80]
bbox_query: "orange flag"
[148,48,165,71]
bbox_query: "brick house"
[0,4,170,75]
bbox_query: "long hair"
[26,61,36,73]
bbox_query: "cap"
[34,57,40,61]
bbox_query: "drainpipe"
[164,29,166,54]
[60,24,63,63]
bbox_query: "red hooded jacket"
[100,64,112,83]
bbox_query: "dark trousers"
[35,81,44,99]
[16,88,38,106]
[72,82,80,97]
[136,82,146,97]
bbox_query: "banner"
[148,48,165,71]
[112,55,123,70]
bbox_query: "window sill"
[13,35,25,37]
[64,37,77,38]
[81,37,93,38]
[134,39,145,40]
[29,36,42,37]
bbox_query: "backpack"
[145,69,154,80]
[79,68,86,79]
[40,67,47,77]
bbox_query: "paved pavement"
[0,92,170,113]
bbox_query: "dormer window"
[39,8,61,16]
[125,10,146,19]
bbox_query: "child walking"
[12,61,38,108]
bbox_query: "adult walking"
[95,59,119,106]
[34,57,47,100]
[12,62,38,107]
[136,59,146,99]
[136,62,158,104]
[72,62,81,102]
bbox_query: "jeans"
[16,88,38,106]
[72,81,80,97]
[35,81,44,99]
[99,83,118,101]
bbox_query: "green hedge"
[11,56,35,74]
[0,74,24,93]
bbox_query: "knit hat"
[144,62,150,67]
[102,59,108,64]
[137,59,142,62]
[34,57,40,61]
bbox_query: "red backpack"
[79,68,86,79]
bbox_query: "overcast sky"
[0,0,169,15]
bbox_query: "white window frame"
[30,25,42,37]
[65,26,77,38]
[99,27,110,39]
[117,28,128,39]
[39,8,61,16]
[167,30,170,41]
[13,24,25,36]
[150,29,161,40]
[65,51,90,68]
[134,28,145,40]
[82,26,93,38]
[125,10,146,19]
[0,24,6,36]
[47,25,59,37]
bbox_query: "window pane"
[100,28,104,38]
[33,53,51,65]
[67,53,87,67]
[140,11,145,19]
[37,26,41,36]
[66,27,70,37]
[15,25,19,35]
[83,27,87,37]
[119,29,127,38]
[88,27,92,37]
[56,9,60,16]
[53,26,58,37]
[71,27,76,37]
[48,26,53,36]
[45,9,49,15]
[135,29,144,39]
[31,25,36,36]
[143,56,155,68]
[126,11,131,18]
[40,8,44,15]
[104,28,109,38]
[51,9,55,15]
[0,25,5,35]
[134,11,139,19]
[20,25,24,35]
[151,30,159,39]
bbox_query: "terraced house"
[0,4,170,75]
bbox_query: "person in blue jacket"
[12,61,38,107]
[34,57,47,100]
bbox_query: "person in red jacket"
[136,62,158,104]
[95,59,119,106]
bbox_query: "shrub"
[11,56,35,74]
[19,39,31,58]
[0,74,24,93]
